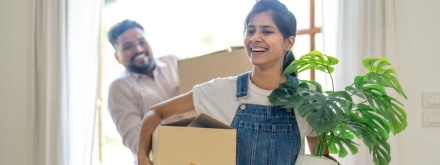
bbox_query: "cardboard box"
[152,113,236,165]
[178,46,253,94]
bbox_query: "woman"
[138,1,333,164]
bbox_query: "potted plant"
[268,50,408,165]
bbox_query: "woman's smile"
[250,47,268,56]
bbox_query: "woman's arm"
[137,91,195,165]
[306,136,339,164]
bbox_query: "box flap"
[188,113,232,129]
[162,116,196,126]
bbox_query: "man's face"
[114,27,155,74]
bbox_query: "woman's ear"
[285,36,295,51]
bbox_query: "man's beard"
[128,51,156,74]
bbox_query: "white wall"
[0,0,35,165]
[395,0,440,164]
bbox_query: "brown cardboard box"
[177,46,253,94]
[152,113,236,165]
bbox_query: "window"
[281,0,324,154]
[94,0,324,164]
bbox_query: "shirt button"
[240,104,246,110]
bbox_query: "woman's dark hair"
[108,19,144,47]
[245,0,297,77]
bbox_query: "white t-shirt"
[192,75,316,154]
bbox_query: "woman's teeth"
[252,48,266,52]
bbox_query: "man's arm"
[108,81,143,154]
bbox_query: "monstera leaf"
[284,50,339,75]
[363,57,407,99]
[327,122,359,158]
[268,80,300,110]
[348,75,407,134]
[268,50,408,165]
[301,91,352,134]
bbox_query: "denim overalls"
[230,72,301,165]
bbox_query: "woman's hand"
[138,153,152,165]
[137,92,195,165]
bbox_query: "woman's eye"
[263,31,273,34]
[246,30,255,35]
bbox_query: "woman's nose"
[250,33,262,42]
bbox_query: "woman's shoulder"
[196,76,237,87]
[212,76,238,83]
[192,76,238,97]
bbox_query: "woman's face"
[244,11,294,69]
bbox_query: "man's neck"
[145,72,154,79]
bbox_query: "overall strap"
[236,71,250,98]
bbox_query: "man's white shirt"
[108,55,179,158]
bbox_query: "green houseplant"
[268,50,408,165]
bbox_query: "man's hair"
[108,19,144,46]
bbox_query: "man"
[107,19,180,163]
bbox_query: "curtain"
[34,0,101,164]
[331,0,401,165]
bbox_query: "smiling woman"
[97,0,327,165]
